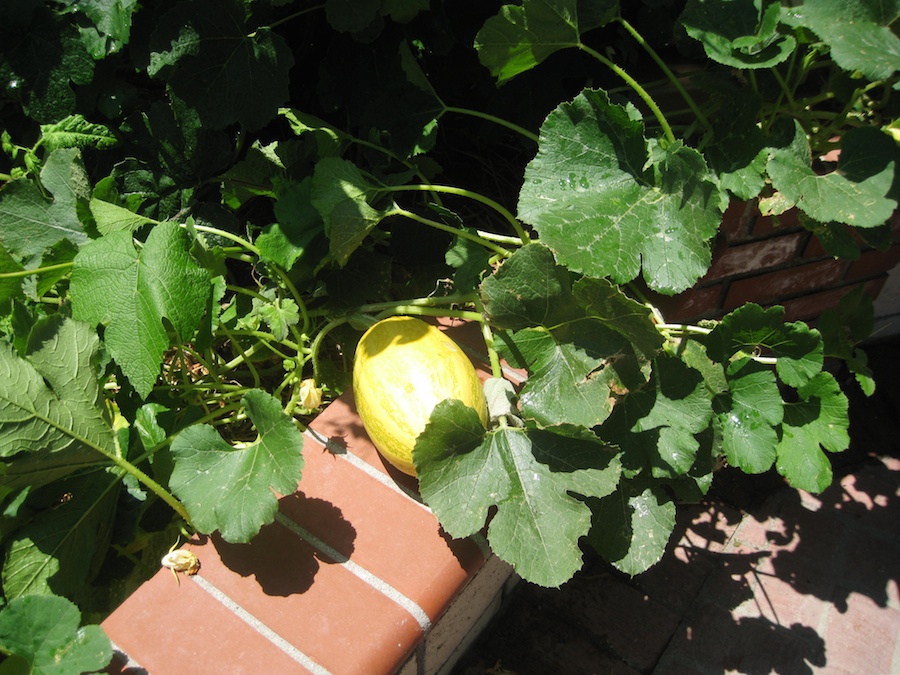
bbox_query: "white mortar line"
[303,427,430,509]
[274,511,433,634]
[191,573,333,675]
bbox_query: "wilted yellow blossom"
[298,378,323,410]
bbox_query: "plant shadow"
[213,494,356,596]
[453,338,900,675]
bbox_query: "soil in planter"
[452,334,900,675]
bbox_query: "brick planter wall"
[650,200,900,327]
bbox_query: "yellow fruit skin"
[353,316,488,476]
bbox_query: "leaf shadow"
[212,494,356,596]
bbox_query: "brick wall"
[650,201,900,325]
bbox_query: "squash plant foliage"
[1,0,898,655]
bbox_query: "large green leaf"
[256,178,324,271]
[704,303,824,388]
[497,325,635,429]
[718,357,783,474]
[518,89,725,294]
[587,481,676,576]
[0,595,112,675]
[0,316,112,491]
[767,124,898,228]
[169,389,305,543]
[39,115,118,152]
[70,223,211,398]
[480,243,580,330]
[572,277,664,358]
[598,355,713,480]
[416,400,621,587]
[2,470,118,602]
[784,0,900,80]
[776,372,849,493]
[475,0,617,83]
[311,158,397,267]
[0,149,91,260]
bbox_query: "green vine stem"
[0,261,73,279]
[395,207,513,258]
[443,106,540,144]
[615,17,711,135]
[576,42,676,145]
[373,305,482,322]
[95,424,194,526]
[390,184,530,244]
[475,300,502,379]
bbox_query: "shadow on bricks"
[213,496,356,596]
[456,337,900,675]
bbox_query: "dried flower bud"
[298,378,323,410]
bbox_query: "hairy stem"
[396,207,513,258]
[391,184,530,244]
[577,42,676,144]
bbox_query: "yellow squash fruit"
[352,316,488,476]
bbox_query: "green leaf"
[2,470,118,601]
[704,304,824,388]
[704,96,768,200]
[0,244,24,304]
[68,0,140,55]
[169,389,305,542]
[475,0,617,84]
[416,400,621,587]
[383,0,430,23]
[718,357,783,474]
[89,198,156,235]
[0,595,112,675]
[0,8,94,122]
[148,0,294,131]
[0,316,112,491]
[70,223,211,398]
[480,243,580,330]
[680,0,796,69]
[784,0,900,80]
[445,228,491,293]
[311,158,396,267]
[498,325,635,428]
[0,149,91,260]
[572,277,664,358]
[518,89,725,294]
[587,482,676,576]
[248,288,299,341]
[326,0,381,33]
[39,115,118,152]
[599,354,713,479]
[767,124,898,228]
[776,372,849,492]
[256,178,325,271]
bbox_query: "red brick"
[780,278,886,322]
[753,207,801,237]
[724,258,848,310]
[843,245,900,282]
[720,200,759,241]
[820,594,900,675]
[705,233,805,281]
[654,283,724,323]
